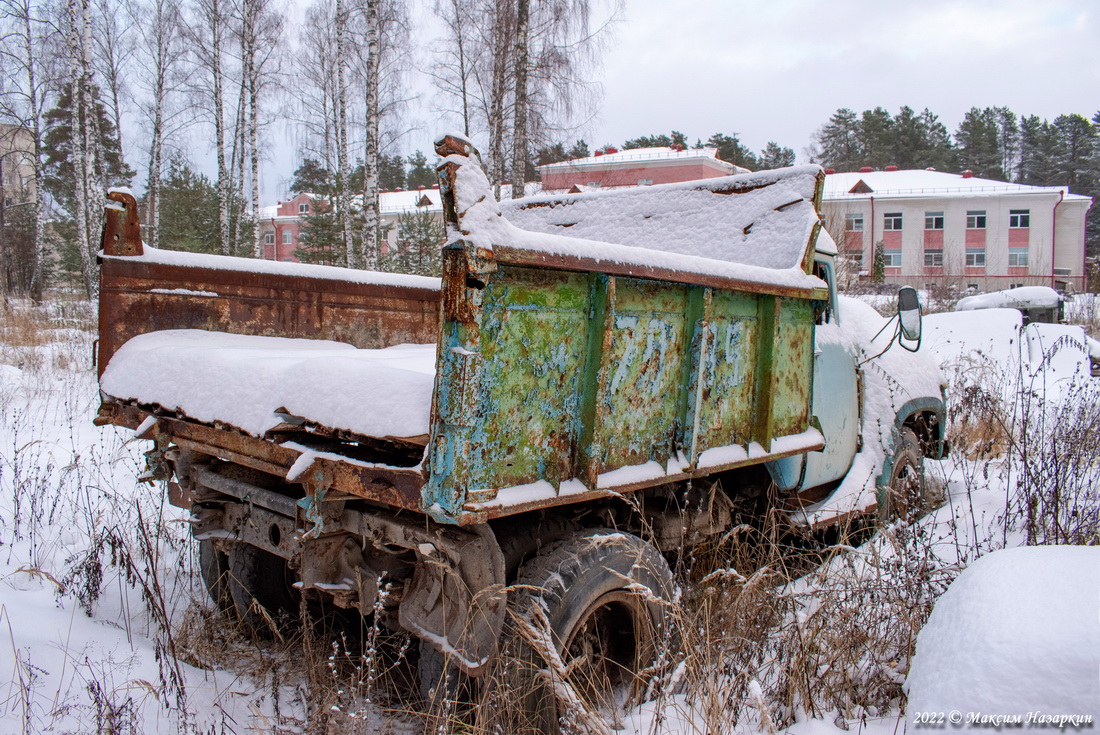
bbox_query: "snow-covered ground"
[1,294,1097,733]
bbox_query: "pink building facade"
[538,146,746,191]
[823,169,1092,293]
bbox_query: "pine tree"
[1019,115,1059,185]
[383,208,442,276]
[759,141,795,169]
[955,107,1004,179]
[405,150,436,189]
[858,107,894,169]
[155,156,221,253]
[707,133,758,169]
[872,241,885,283]
[813,108,862,171]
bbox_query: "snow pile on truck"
[101,332,435,440]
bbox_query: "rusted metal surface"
[100,402,425,511]
[97,257,441,379]
[489,243,829,301]
[101,189,143,256]
[424,230,818,524]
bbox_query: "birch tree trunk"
[4,0,49,299]
[334,0,354,268]
[67,0,96,297]
[359,0,381,270]
[209,0,231,255]
[508,0,529,198]
[485,1,513,197]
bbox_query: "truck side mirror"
[898,286,922,342]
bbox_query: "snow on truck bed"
[500,165,827,271]
[446,152,828,293]
[100,330,437,440]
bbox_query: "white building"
[822,168,1092,293]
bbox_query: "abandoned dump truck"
[94,134,946,719]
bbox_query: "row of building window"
[845,209,1030,232]
[263,232,295,245]
[853,247,1029,269]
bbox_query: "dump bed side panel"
[98,256,441,378]
[425,247,819,523]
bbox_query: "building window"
[299,202,309,214]
[924,211,944,230]
[1010,209,1030,228]
[1008,248,1029,267]
[924,249,943,267]
[884,212,902,230]
[264,233,274,245]
[966,248,986,267]
[884,249,901,267]
[282,230,293,245]
[845,213,864,232]
[586,181,600,187]
[637,178,653,186]
[966,210,986,229]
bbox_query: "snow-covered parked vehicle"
[93,134,947,720]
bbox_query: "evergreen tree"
[759,141,795,168]
[42,84,134,284]
[994,107,1020,180]
[42,84,134,211]
[536,142,568,166]
[955,107,1004,179]
[872,241,885,283]
[813,108,862,171]
[707,133,758,169]
[567,140,590,159]
[296,198,347,265]
[290,158,333,196]
[1051,114,1097,192]
[919,108,957,171]
[383,208,442,276]
[1019,115,1060,185]
[154,157,221,253]
[379,154,406,190]
[405,150,436,189]
[858,107,894,169]
[623,132,673,149]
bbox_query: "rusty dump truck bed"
[97,136,831,528]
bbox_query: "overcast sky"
[581,0,1097,160]
[265,0,1097,200]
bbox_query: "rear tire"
[226,543,300,636]
[504,528,677,732]
[198,539,232,613]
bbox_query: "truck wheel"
[198,539,232,613]
[880,427,928,523]
[226,543,300,636]
[508,528,677,730]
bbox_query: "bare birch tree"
[358,0,381,269]
[133,0,188,250]
[333,0,353,266]
[295,1,340,170]
[92,0,135,159]
[0,0,51,298]
[236,0,283,257]
[190,0,231,254]
[66,0,99,296]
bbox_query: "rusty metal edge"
[100,257,443,301]
[488,243,828,300]
[101,402,425,512]
[461,436,826,521]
